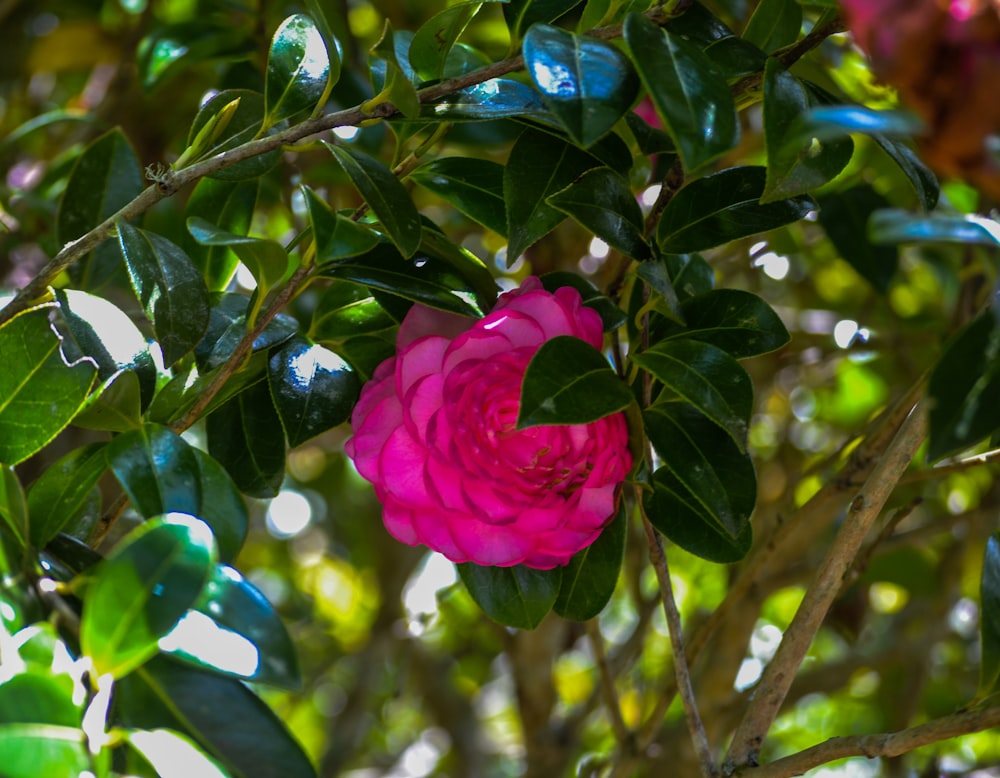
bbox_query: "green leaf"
[980,533,1000,696]
[410,158,508,237]
[635,259,684,325]
[743,0,802,52]
[553,506,625,621]
[207,380,286,499]
[108,424,201,519]
[0,466,27,550]
[302,186,381,264]
[662,253,716,301]
[505,129,605,260]
[0,724,89,778]
[505,0,584,46]
[869,209,1000,246]
[119,656,316,778]
[0,306,97,465]
[137,22,246,92]
[116,221,211,367]
[160,564,301,689]
[539,272,627,331]
[458,562,562,629]
[268,336,360,447]
[657,166,815,253]
[184,178,260,291]
[518,335,633,428]
[623,13,739,171]
[126,728,229,778]
[0,672,80,726]
[72,366,143,433]
[871,135,939,210]
[80,514,217,678]
[193,293,298,372]
[27,442,108,549]
[309,281,398,341]
[366,22,420,119]
[792,105,926,143]
[817,186,899,292]
[762,59,853,202]
[631,339,752,451]
[409,1,484,81]
[704,36,768,80]
[146,353,269,427]
[927,309,1000,461]
[336,333,397,382]
[265,14,331,125]
[188,90,284,182]
[523,24,639,148]
[57,128,144,289]
[189,450,248,564]
[654,288,790,358]
[325,142,423,258]
[547,167,650,259]
[420,78,551,124]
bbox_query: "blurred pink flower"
[345,278,631,569]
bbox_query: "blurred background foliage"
[2,0,999,776]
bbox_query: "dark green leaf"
[635,259,684,324]
[458,563,562,629]
[193,293,298,372]
[119,656,316,778]
[0,724,89,778]
[523,24,639,148]
[505,0,584,45]
[553,506,625,621]
[207,380,286,499]
[663,253,715,301]
[184,178,260,291]
[72,365,143,433]
[928,309,1000,461]
[420,78,551,124]
[303,186,381,263]
[743,0,801,52]
[161,564,301,689]
[409,1,484,81]
[57,128,144,289]
[871,135,939,210]
[108,424,201,519]
[188,90,284,181]
[547,167,650,259]
[0,466,27,550]
[265,14,331,124]
[518,335,633,428]
[146,353,269,426]
[309,281,398,341]
[668,1,734,44]
[540,272,627,331]
[0,306,97,465]
[28,442,107,549]
[80,514,217,678]
[632,339,752,450]
[137,22,247,91]
[116,221,211,367]
[657,166,815,253]
[325,142,423,258]
[268,336,360,447]
[623,13,739,171]
[366,22,420,119]
[980,533,1000,696]
[704,36,768,80]
[419,224,501,309]
[505,129,605,260]
[817,186,899,292]
[869,209,1000,246]
[655,288,790,358]
[337,333,397,382]
[411,158,508,236]
[763,59,853,202]
[190,450,248,564]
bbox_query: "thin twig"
[724,403,928,773]
[586,619,631,747]
[900,446,1000,484]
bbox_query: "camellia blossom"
[344,277,632,569]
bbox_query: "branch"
[736,706,1000,778]
[586,619,631,747]
[724,403,928,772]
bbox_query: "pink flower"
[344,277,632,569]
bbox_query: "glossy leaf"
[268,336,360,447]
[302,186,380,264]
[743,0,801,52]
[663,253,716,301]
[518,336,633,428]
[657,166,815,253]
[655,288,790,358]
[631,339,752,451]
[817,186,898,292]
[309,281,398,341]
[0,466,27,550]
[194,293,298,373]
[505,0,584,46]
[927,309,1000,461]
[540,272,627,331]
[792,105,925,144]
[523,24,639,148]
[762,59,853,202]
[27,442,107,549]
[547,167,650,259]
[869,209,1000,246]
[126,729,229,778]
[80,514,217,679]
[704,36,768,80]
[409,1,484,81]
[188,90,283,181]
[190,449,249,564]
[635,259,684,325]
[137,22,246,91]
[57,128,144,289]
[366,22,420,119]
[420,78,551,124]
[505,129,604,260]
[184,178,260,291]
[147,352,269,426]
[871,135,939,210]
[265,14,331,125]
[119,656,316,778]
[325,142,422,258]
[458,562,562,629]
[411,158,507,236]
[0,306,97,465]
[0,724,89,778]
[160,564,301,689]
[108,425,201,519]
[207,380,286,499]
[116,221,211,367]
[980,533,1000,696]
[553,506,625,621]
[72,367,142,434]
[336,333,397,382]
[624,13,739,171]
[419,223,501,308]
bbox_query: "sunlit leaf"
[0,724,89,778]
[869,209,1000,246]
[265,14,331,125]
[420,78,551,124]
[188,90,284,181]
[126,729,229,778]
[458,563,562,629]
